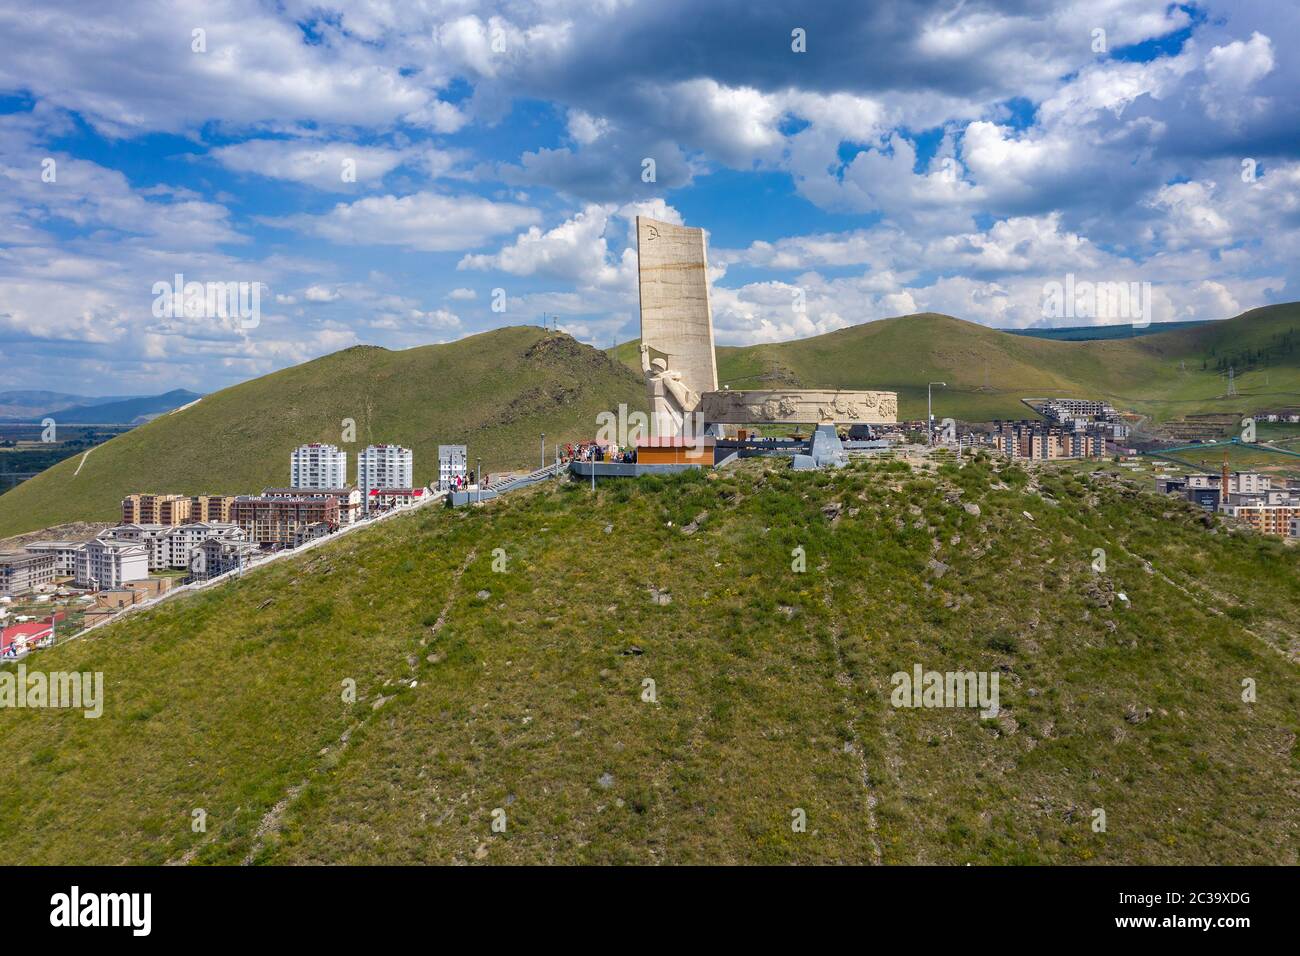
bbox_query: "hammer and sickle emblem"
[646,225,659,240]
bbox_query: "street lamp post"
[927,382,947,445]
[541,433,545,472]
[476,457,481,505]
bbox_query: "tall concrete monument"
[635,216,897,437]
[636,217,719,400]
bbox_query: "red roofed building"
[1,612,66,658]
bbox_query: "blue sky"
[0,0,1297,394]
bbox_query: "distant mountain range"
[1004,319,1213,342]
[0,390,116,419]
[0,388,203,424]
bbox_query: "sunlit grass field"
[3,456,1295,864]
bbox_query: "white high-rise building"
[291,443,348,489]
[358,444,413,512]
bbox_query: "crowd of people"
[561,441,637,465]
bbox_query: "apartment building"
[193,537,257,580]
[1202,471,1268,493]
[191,494,236,523]
[0,551,58,596]
[230,495,340,547]
[991,421,1105,460]
[1059,430,1105,458]
[1185,471,1272,494]
[102,524,171,570]
[121,493,193,525]
[161,522,245,569]
[75,539,149,589]
[262,487,360,525]
[1222,501,1300,537]
[290,443,348,490]
[23,540,87,575]
[1042,398,1117,419]
[1230,472,1272,495]
[291,522,334,548]
[1039,399,1129,440]
[358,445,413,512]
[100,521,250,570]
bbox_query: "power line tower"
[1226,366,1237,397]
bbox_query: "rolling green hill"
[2,456,1295,864]
[613,303,1300,424]
[5,304,1298,540]
[0,327,645,539]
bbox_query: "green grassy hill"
[2,457,1296,864]
[0,327,645,538]
[613,303,1300,423]
[6,303,1298,539]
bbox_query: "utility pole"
[927,382,947,444]
[476,457,481,505]
[541,433,546,471]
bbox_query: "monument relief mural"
[698,389,899,425]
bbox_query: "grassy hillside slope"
[0,328,645,538]
[2,457,1295,865]
[612,303,1300,423]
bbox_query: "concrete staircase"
[449,461,565,506]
